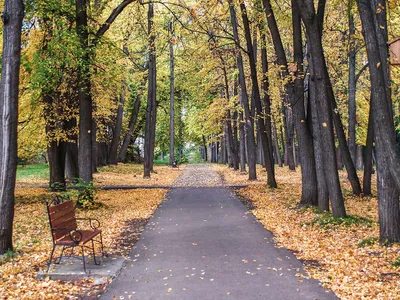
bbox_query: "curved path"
[101,164,336,300]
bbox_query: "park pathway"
[101,164,336,300]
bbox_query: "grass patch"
[16,164,48,181]
[307,213,374,229]
[0,250,18,266]
[392,257,400,267]
[358,237,379,248]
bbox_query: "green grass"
[392,257,400,267]
[16,163,48,181]
[307,213,374,229]
[358,237,379,248]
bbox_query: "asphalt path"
[100,165,336,300]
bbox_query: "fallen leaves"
[0,187,167,299]
[218,165,400,300]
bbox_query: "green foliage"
[392,257,400,267]
[0,250,18,266]
[358,237,379,248]
[70,180,97,210]
[307,213,374,229]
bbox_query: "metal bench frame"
[46,195,104,273]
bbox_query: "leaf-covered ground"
[94,164,183,187]
[15,163,183,188]
[0,188,167,299]
[215,164,400,300]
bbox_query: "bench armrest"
[76,218,101,229]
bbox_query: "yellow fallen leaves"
[220,165,400,300]
[94,164,183,187]
[1,187,167,299]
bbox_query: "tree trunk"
[296,0,346,217]
[76,0,93,183]
[348,9,357,165]
[202,135,208,162]
[357,0,400,242]
[109,95,125,165]
[144,3,156,178]
[240,2,275,185]
[239,107,247,172]
[363,105,374,196]
[291,0,318,206]
[262,0,295,171]
[308,67,329,211]
[232,110,240,170]
[119,76,147,162]
[0,0,24,254]
[169,21,175,167]
[92,119,98,173]
[260,30,275,171]
[228,0,257,180]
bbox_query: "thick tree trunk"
[144,3,156,178]
[226,111,235,168]
[228,0,257,180]
[0,0,24,254]
[76,0,93,183]
[291,0,318,206]
[363,105,374,196]
[357,0,400,242]
[308,69,329,211]
[169,21,175,167]
[296,0,346,217]
[109,95,125,165]
[240,2,275,186]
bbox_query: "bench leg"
[92,239,100,265]
[55,246,66,264]
[46,245,56,273]
[100,232,105,257]
[81,246,87,273]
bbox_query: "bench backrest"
[47,200,77,241]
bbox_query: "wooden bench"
[46,196,104,273]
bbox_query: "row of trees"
[181,0,400,242]
[0,0,399,253]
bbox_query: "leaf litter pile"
[0,187,167,299]
[216,165,400,299]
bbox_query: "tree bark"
[291,0,318,206]
[348,9,357,165]
[261,0,295,171]
[144,2,156,178]
[228,0,257,180]
[169,21,175,167]
[240,1,275,185]
[0,0,24,254]
[357,0,400,242]
[76,0,93,183]
[296,0,346,217]
[363,104,374,196]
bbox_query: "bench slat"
[48,200,74,213]
[50,202,75,221]
[50,211,76,228]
